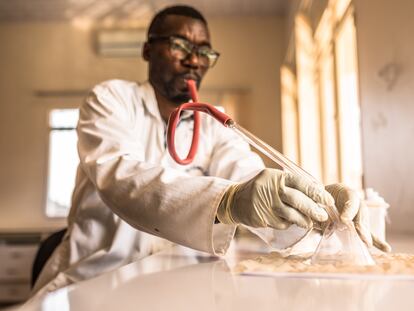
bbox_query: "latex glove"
[217,168,334,230]
[325,183,391,252]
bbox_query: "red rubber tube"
[167,80,233,165]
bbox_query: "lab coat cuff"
[211,183,238,256]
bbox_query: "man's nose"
[182,51,200,69]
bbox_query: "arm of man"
[77,81,235,255]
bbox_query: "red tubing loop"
[167,79,233,165]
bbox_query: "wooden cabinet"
[0,234,41,305]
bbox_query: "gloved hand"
[325,183,391,252]
[217,168,335,230]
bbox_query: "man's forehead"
[156,15,210,42]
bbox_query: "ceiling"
[0,0,289,27]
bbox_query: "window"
[46,109,79,218]
[281,66,299,165]
[334,7,363,188]
[281,0,362,189]
[315,5,339,184]
[295,14,322,180]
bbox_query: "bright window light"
[335,10,363,189]
[46,109,79,218]
[315,7,339,184]
[281,65,299,165]
[295,14,322,180]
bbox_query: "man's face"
[144,15,211,104]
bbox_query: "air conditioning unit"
[95,29,146,57]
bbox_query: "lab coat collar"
[140,81,194,124]
[140,81,163,123]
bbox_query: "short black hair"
[147,5,207,38]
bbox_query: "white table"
[15,235,414,311]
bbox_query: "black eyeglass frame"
[148,35,220,68]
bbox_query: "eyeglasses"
[148,35,220,68]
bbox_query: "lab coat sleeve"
[77,82,235,255]
[208,121,265,182]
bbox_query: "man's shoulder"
[85,80,152,115]
[92,79,140,95]
[90,79,151,106]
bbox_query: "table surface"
[14,234,414,311]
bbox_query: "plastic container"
[364,188,389,241]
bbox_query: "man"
[32,5,389,295]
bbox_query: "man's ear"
[142,42,150,62]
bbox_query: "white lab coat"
[32,80,264,295]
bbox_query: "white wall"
[0,23,147,232]
[0,16,285,231]
[355,0,414,235]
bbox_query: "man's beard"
[165,75,200,105]
[169,93,192,105]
